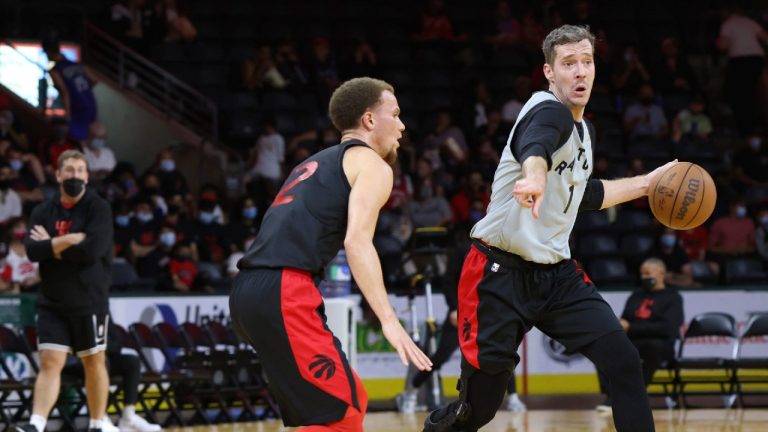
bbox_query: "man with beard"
[424,25,676,432]
[229,77,432,431]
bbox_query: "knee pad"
[423,367,510,432]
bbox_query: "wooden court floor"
[164,409,768,431]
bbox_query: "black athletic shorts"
[37,307,109,357]
[229,267,364,427]
[458,240,622,374]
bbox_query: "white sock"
[123,405,136,418]
[30,414,46,432]
[88,418,102,430]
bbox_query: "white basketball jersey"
[470,91,593,264]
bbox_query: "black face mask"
[641,277,657,291]
[62,178,85,197]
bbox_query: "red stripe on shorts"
[458,245,487,369]
[280,268,354,407]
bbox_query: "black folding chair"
[128,322,191,427]
[204,321,280,419]
[734,312,768,407]
[152,322,222,424]
[0,326,36,428]
[674,312,739,408]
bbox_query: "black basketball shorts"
[37,307,109,357]
[229,267,364,427]
[458,240,623,374]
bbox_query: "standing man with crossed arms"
[16,150,113,432]
[424,25,676,432]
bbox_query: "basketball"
[648,162,716,230]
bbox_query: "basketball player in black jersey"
[230,77,432,431]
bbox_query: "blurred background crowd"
[0,0,767,295]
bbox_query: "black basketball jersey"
[238,140,368,273]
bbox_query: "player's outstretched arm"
[513,156,548,218]
[343,147,432,371]
[600,160,678,209]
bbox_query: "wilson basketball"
[648,162,716,230]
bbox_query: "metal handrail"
[82,21,218,144]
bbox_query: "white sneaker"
[505,393,527,412]
[118,414,162,432]
[102,416,119,432]
[396,389,418,414]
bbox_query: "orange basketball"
[648,162,717,230]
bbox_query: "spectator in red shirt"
[678,225,721,280]
[709,199,756,258]
[166,242,198,292]
[450,171,490,228]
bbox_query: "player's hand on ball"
[644,159,678,194]
[381,318,433,371]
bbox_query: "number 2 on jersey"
[271,160,319,207]
[563,184,575,213]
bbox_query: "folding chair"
[204,321,280,419]
[151,322,223,424]
[0,326,36,428]
[105,324,158,422]
[674,312,739,408]
[734,312,768,407]
[128,322,191,427]
[180,322,259,422]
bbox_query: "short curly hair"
[542,25,595,66]
[328,77,394,132]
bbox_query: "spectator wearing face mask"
[129,199,160,262]
[756,207,768,264]
[112,203,134,260]
[597,258,683,410]
[405,180,452,228]
[161,242,199,292]
[1,217,40,293]
[82,122,116,181]
[226,197,260,250]
[709,199,756,260]
[0,164,22,225]
[151,148,189,198]
[646,228,696,288]
[136,225,177,281]
[192,199,229,280]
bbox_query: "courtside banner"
[107,290,767,396]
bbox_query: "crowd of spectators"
[1,0,768,294]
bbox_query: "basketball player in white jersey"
[424,25,676,432]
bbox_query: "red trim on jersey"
[280,268,356,407]
[458,245,487,370]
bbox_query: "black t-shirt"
[239,140,368,273]
[621,287,684,342]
